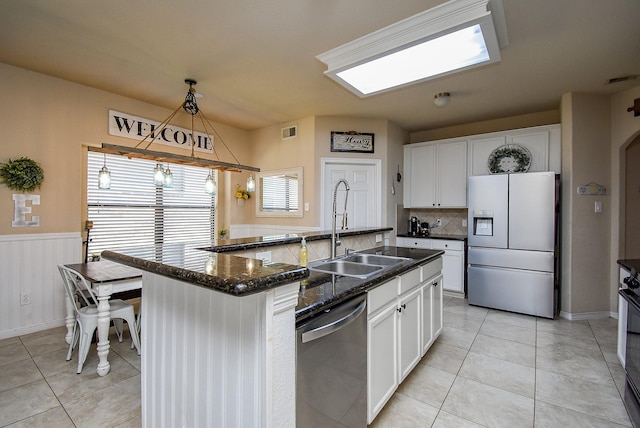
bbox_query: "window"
[256,167,303,218]
[87,152,216,260]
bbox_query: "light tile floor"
[0,297,632,427]
[372,296,632,428]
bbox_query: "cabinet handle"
[397,307,402,313]
[433,281,438,287]
[402,303,407,309]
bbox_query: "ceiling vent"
[281,125,298,140]
[607,74,638,85]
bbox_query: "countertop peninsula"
[201,226,393,253]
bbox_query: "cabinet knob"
[402,303,407,309]
[397,307,402,313]
[433,281,438,287]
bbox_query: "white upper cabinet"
[404,140,467,208]
[469,124,561,176]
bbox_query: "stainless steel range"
[619,261,640,427]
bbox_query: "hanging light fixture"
[98,153,111,189]
[163,165,173,188]
[97,79,259,192]
[153,163,165,187]
[246,174,256,193]
[205,169,217,195]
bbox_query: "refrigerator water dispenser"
[473,210,494,236]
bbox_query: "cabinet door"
[367,303,398,423]
[431,275,444,338]
[441,250,464,293]
[436,141,468,207]
[406,145,436,208]
[421,282,434,355]
[398,288,422,381]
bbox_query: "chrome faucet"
[331,179,350,259]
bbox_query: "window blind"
[87,152,216,257]
[261,174,299,212]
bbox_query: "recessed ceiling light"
[317,0,508,97]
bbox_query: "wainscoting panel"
[0,233,82,339]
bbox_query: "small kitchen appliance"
[409,216,419,236]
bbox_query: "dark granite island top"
[200,226,393,253]
[101,246,308,296]
[295,246,444,322]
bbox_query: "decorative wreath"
[488,144,531,174]
[0,157,45,192]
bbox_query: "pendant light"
[205,169,217,195]
[163,166,173,188]
[98,153,111,189]
[246,174,256,193]
[153,163,165,187]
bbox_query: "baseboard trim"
[0,319,66,340]
[559,310,612,321]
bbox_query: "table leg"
[64,294,75,345]
[95,284,113,376]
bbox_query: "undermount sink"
[309,260,383,279]
[343,253,410,266]
[308,253,411,279]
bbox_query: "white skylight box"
[317,0,508,97]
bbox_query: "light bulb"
[98,154,111,189]
[246,175,256,193]
[163,166,173,188]
[205,170,217,195]
[154,164,165,186]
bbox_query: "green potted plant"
[219,227,228,240]
[0,157,45,192]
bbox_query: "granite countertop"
[295,246,443,322]
[397,233,468,241]
[618,259,640,276]
[201,226,393,253]
[101,246,308,296]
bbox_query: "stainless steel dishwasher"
[296,294,367,427]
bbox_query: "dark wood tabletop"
[65,260,142,284]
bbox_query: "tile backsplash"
[401,208,468,236]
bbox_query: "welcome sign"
[108,110,214,153]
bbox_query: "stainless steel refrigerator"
[467,171,558,318]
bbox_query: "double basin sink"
[308,253,411,279]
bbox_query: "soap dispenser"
[299,237,308,267]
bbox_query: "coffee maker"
[409,216,419,236]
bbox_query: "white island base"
[140,271,299,428]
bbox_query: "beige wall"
[409,110,560,143]
[0,63,251,237]
[561,93,611,315]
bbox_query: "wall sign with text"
[330,131,374,153]
[108,110,214,153]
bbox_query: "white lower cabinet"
[397,237,465,293]
[367,258,443,424]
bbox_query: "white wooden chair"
[58,264,141,374]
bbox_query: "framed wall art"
[330,131,374,153]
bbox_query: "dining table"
[64,260,142,376]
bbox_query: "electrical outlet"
[435,218,442,227]
[256,251,272,264]
[20,292,31,306]
[462,219,468,227]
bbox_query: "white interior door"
[322,159,380,230]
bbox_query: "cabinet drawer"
[431,239,464,251]
[368,277,399,315]
[421,257,443,282]
[399,268,421,295]
[397,237,430,249]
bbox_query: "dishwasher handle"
[301,298,366,343]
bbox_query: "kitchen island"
[102,244,442,428]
